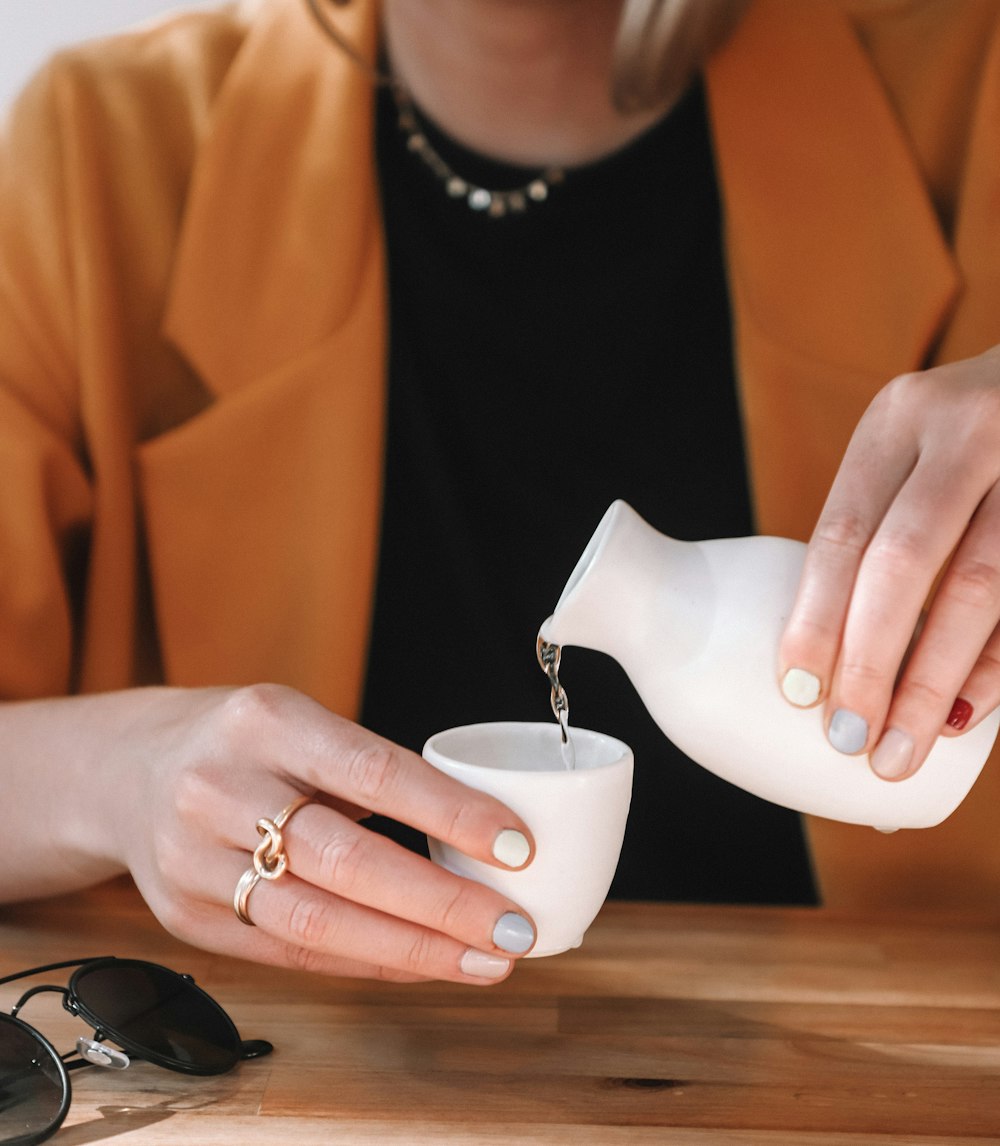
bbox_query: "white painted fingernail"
[493,828,530,868]
[781,668,821,707]
[460,948,511,979]
[828,708,869,754]
[870,728,914,780]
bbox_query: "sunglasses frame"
[0,956,272,1146]
[0,1010,73,1146]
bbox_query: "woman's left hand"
[778,343,1000,780]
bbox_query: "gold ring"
[233,795,312,926]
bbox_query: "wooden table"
[2,877,1000,1144]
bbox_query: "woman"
[2,0,999,984]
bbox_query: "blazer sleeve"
[0,63,94,699]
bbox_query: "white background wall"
[1,2,219,110]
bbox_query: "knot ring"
[233,794,312,926]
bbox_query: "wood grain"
[2,878,1000,1143]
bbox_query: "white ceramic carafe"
[537,500,1000,829]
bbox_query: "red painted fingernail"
[946,698,973,731]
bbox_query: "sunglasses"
[0,956,272,1145]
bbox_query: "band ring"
[233,794,312,926]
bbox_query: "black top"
[362,80,817,905]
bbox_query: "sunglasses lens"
[0,1015,68,1146]
[72,961,240,1075]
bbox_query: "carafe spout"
[538,500,710,668]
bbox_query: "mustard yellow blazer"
[1,0,999,908]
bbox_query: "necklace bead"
[391,84,564,218]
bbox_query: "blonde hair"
[611,0,750,113]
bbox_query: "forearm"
[0,688,181,902]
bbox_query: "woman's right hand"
[4,684,537,984]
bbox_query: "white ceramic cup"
[422,722,634,958]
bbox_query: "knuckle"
[879,364,1000,451]
[837,658,885,689]
[400,928,440,975]
[341,742,405,806]
[285,893,332,950]
[977,645,1000,677]
[440,797,480,847]
[946,380,1000,440]
[943,558,1000,612]
[812,512,870,559]
[316,829,367,894]
[882,370,923,400]
[284,941,337,977]
[216,683,294,745]
[864,528,927,573]
[783,612,839,649]
[434,881,478,936]
[864,372,922,426]
[899,675,951,711]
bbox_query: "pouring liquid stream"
[559,718,576,770]
[537,636,576,770]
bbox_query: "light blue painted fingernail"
[829,708,869,754]
[493,912,535,955]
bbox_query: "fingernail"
[493,828,530,868]
[460,948,511,979]
[493,911,535,954]
[828,708,869,754]
[781,667,821,707]
[947,698,973,731]
[870,728,914,780]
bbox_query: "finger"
[154,889,431,983]
[219,687,536,870]
[321,731,536,869]
[282,803,536,955]
[869,496,1000,779]
[942,620,1000,736]
[778,398,916,708]
[831,457,997,760]
[224,859,523,985]
[167,788,537,964]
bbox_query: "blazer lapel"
[706,0,960,381]
[162,0,382,395]
[705,0,963,546]
[939,13,1000,362]
[145,0,387,715]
